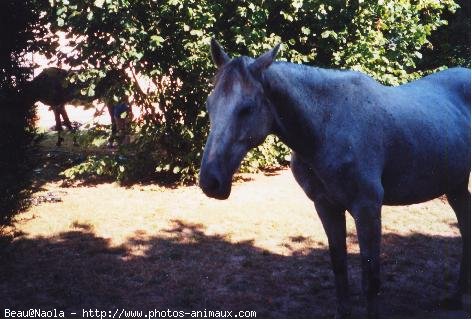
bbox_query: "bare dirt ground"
[0,165,470,318]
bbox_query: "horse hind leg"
[445,184,471,308]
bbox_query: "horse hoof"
[335,307,352,318]
[335,311,352,319]
[366,302,380,318]
[439,296,463,310]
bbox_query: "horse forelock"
[212,57,254,97]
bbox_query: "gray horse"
[25,67,130,146]
[199,39,470,317]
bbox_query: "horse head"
[199,39,280,199]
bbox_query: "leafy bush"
[418,0,470,70]
[0,90,38,224]
[41,0,465,184]
[75,124,110,147]
[241,135,291,173]
[0,0,47,225]
[61,154,125,181]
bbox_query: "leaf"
[321,30,336,39]
[94,0,105,8]
[150,35,164,46]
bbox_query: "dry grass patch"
[0,169,469,318]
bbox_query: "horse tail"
[461,69,471,109]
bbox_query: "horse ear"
[210,38,230,68]
[250,43,281,75]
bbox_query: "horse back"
[31,68,74,106]
[407,67,470,109]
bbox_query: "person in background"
[107,99,132,148]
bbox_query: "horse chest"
[291,152,361,207]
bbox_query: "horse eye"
[238,105,252,117]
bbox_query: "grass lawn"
[0,130,469,318]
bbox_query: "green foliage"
[75,124,109,147]
[40,0,466,184]
[59,126,128,182]
[1,0,47,84]
[241,135,291,173]
[61,154,126,181]
[329,0,459,84]
[418,0,470,69]
[0,90,37,224]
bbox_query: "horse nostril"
[206,175,220,192]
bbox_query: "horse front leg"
[350,188,383,318]
[290,155,351,316]
[315,199,350,317]
[53,108,64,147]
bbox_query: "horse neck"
[262,63,336,158]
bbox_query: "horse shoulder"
[293,138,381,208]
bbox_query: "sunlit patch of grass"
[12,169,460,257]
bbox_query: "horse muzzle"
[199,165,232,200]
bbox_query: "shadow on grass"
[0,220,468,318]
[30,140,115,189]
[262,167,288,176]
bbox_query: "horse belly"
[382,175,451,205]
[382,121,470,205]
